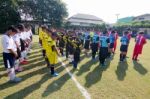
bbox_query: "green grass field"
[0,35,150,99]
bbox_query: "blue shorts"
[109,43,114,49]
[3,53,15,69]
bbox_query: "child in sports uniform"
[132,31,146,61]
[120,31,129,62]
[108,30,115,57]
[84,30,91,56]
[99,31,110,66]
[47,32,60,76]
[2,26,22,83]
[91,32,99,60]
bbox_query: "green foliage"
[64,23,107,31]
[115,21,150,28]
[17,0,68,28]
[0,0,21,33]
[114,21,150,35]
[0,0,68,33]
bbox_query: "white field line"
[58,58,91,99]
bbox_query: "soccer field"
[0,35,150,99]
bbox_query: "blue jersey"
[92,34,99,43]
[109,34,115,43]
[100,36,110,47]
[84,32,90,40]
[120,36,129,45]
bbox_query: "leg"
[50,64,58,77]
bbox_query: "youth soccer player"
[120,31,129,62]
[132,31,147,61]
[2,26,22,83]
[99,30,110,66]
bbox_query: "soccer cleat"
[9,77,22,83]
[52,72,59,77]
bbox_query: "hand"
[14,52,18,58]
[57,53,61,57]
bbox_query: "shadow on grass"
[76,57,98,76]
[115,61,128,81]
[84,65,105,88]
[0,60,46,91]
[42,68,74,98]
[84,56,112,88]
[28,49,42,56]
[31,43,41,50]
[0,56,45,78]
[0,62,4,66]
[4,65,65,99]
[0,53,4,66]
[133,61,148,75]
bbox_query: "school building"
[67,13,104,27]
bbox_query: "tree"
[17,0,68,28]
[0,0,21,33]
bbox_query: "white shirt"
[20,32,26,40]
[13,33,21,46]
[29,29,33,37]
[2,35,17,53]
[26,31,31,40]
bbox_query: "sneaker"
[101,63,106,67]
[20,61,28,65]
[23,60,29,63]
[74,67,79,70]
[9,77,22,83]
[52,72,59,77]
[15,67,23,72]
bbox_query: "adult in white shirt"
[2,26,22,83]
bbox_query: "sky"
[62,0,150,23]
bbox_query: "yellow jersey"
[47,40,58,65]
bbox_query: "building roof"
[135,14,150,18]
[118,17,134,23]
[133,14,150,20]
[68,13,103,21]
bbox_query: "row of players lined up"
[39,26,147,77]
[2,24,33,83]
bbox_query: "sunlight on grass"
[0,35,150,99]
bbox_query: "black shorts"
[16,48,21,59]
[109,43,114,49]
[120,45,128,52]
[20,39,25,51]
[69,48,74,55]
[3,53,15,69]
[99,47,108,58]
[91,43,98,52]
[84,40,90,49]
